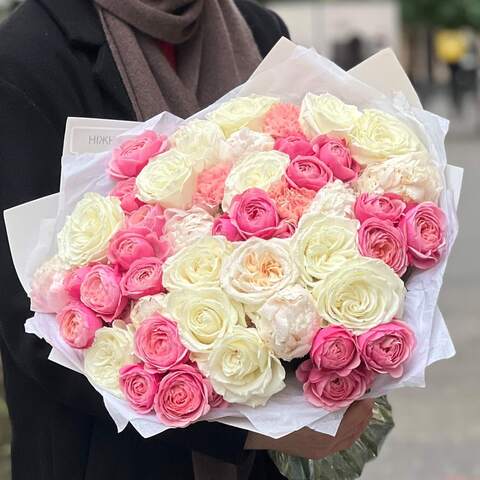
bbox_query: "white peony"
[305,179,357,219]
[129,294,168,329]
[225,128,275,164]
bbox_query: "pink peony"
[119,363,160,414]
[110,178,145,213]
[127,204,166,237]
[153,364,210,427]
[57,301,102,349]
[286,155,333,191]
[358,320,416,378]
[354,193,407,225]
[310,326,361,377]
[120,257,165,300]
[274,135,314,160]
[357,218,409,276]
[63,265,91,301]
[108,131,168,180]
[400,202,447,269]
[134,315,188,373]
[192,163,232,214]
[212,214,242,242]
[263,103,303,138]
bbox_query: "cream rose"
[135,149,196,208]
[84,320,136,396]
[356,152,443,203]
[57,193,124,267]
[305,179,357,219]
[129,294,168,328]
[312,257,405,334]
[225,128,275,164]
[299,93,361,139]
[204,325,286,407]
[349,109,425,165]
[207,95,279,138]
[252,285,324,361]
[222,150,289,211]
[292,215,360,287]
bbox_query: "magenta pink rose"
[57,301,102,349]
[153,364,210,427]
[400,202,447,269]
[80,264,127,323]
[134,315,188,373]
[312,135,360,182]
[127,204,166,237]
[354,193,407,225]
[274,135,314,160]
[229,188,294,240]
[64,265,91,301]
[206,380,229,409]
[120,257,165,299]
[108,131,168,180]
[358,320,416,378]
[212,214,242,242]
[286,155,333,191]
[310,326,361,376]
[357,218,409,276]
[119,363,160,414]
[110,178,145,213]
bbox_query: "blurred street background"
[1,0,479,479]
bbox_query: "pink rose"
[119,363,160,414]
[205,379,229,409]
[110,178,145,213]
[310,326,361,376]
[358,320,416,378]
[212,214,242,242]
[108,131,168,180]
[108,227,170,271]
[286,156,333,191]
[354,193,407,225]
[120,257,165,300]
[274,135,314,160]
[57,301,102,349]
[64,265,91,301]
[357,218,409,276]
[80,264,127,323]
[229,188,294,240]
[400,202,447,269]
[127,204,166,237]
[134,315,188,373]
[312,135,360,182]
[154,364,210,427]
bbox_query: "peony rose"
[312,135,360,182]
[207,95,279,137]
[358,320,416,378]
[299,93,361,139]
[310,326,361,376]
[134,315,188,373]
[64,265,91,300]
[129,294,168,329]
[354,192,406,224]
[212,214,243,242]
[154,364,210,427]
[206,379,229,408]
[225,128,275,164]
[126,204,166,237]
[119,363,160,414]
[253,285,324,361]
[120,257,165,300]
[286,155,333,191]
[109,177,145,213]
[205,326,285,407]
[312,257,405,334]
[192,162,231,214]
[400,202,447,269]
[305,180,357,219]
[357,218,409,276]
[57,301,102,349]
[263,103,303,138]
[274,135,314,160]
[57,193,124,267]
[79,264,127,323]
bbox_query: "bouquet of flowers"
[5,40,461,450]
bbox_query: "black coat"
[0,1,289,478]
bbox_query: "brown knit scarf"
[94,0,262,120]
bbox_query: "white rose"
[305,179,357,219]
[57,193,124,267]
[225,127,275,164]
[356,152,443,203]
[222,150,289,211]
[252,285,324,361]
[129,294,168,329]
[299,92,362,139]
[312,257,406,334]
[84,320,136,396]
[204,326,286,407]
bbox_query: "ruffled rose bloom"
[263,103,303,138]
[206,380,229,408]
[357,218,409,276]
[154,364,210,427]
[286,155,333,191]
[310,326,361,376]
[134,315,188,373]
[119,364,159,414]
[225,128,275,164]
[305,180,356,219]
[64,265,91,301]
[57,301,102,349]
[80,264,127,323]
[109,178,145,213]
[120,257,165,300]
[358,320,416,378]
[400,202,447,269]
[129,294,168,329]
[354,193,407,225]
[312,135,360,182]
[274,135,314,160]
[212,214,242,242]
[205,326,286,407]
[108,131,168,180]
[192,162,232,213]
[296,360,373,411]
[126,204,166,237]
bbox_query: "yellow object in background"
[435,30,468,64]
